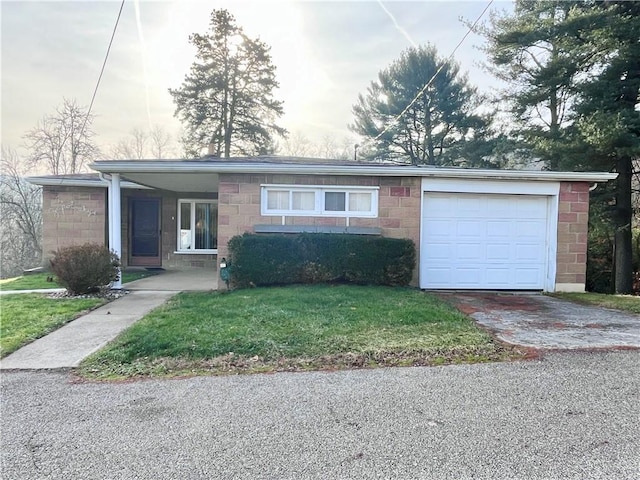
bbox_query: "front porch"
[123,268,218,292]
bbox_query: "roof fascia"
[89,161,618,183]
[26,176,149,189]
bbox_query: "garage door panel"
[426,196,456,216]
[486,221,511,238]
[422,193,549,290]
[454,268,482,285]
[424,243,451,260]
[485,268,510,285]
[517,198,547,218]
[428,219,453,236]
[516,220,546,238]
[516,243,544,261]
[424,267,451,285]
[457,243,483,260]
[486,243,511,260]
[457,220,483,237]
[513,268,543,286]
[486,197,512,215]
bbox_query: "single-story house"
[28,156,617,292]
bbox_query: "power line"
[78,0,126,142]
[370,0,494,144]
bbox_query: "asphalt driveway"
[438,292,640,350]
[1,351,639,479]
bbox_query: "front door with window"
[129,198,161,266]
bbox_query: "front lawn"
[0,270,156,291]
[0,294,106,357]
[80,285,523,379]
[554,292,640,314]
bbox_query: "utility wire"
[371,0,494,144]
[78,0,126,142]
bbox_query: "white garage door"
[421,193,549,289]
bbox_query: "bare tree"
[110,128,147,160]
[279,131,313,157]
[0,146,42,277]
[24,98,99,174]
[278,131,356,160]
[149,125,173,158]
[109,126,177,159]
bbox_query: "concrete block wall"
[555,181,590,292]
[217,174,421,285]
[42,186,107,262]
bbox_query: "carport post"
[110,174,122,289]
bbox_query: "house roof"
[29,156,617,192]
[89,156,618,182]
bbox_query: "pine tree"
[169,9,286,158]
[350,45,489,166]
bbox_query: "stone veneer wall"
[217,173,421,285]
[555,182,590,291]
[42,186,107,263]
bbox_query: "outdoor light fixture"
[220,257,231,290]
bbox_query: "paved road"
[1,351,639,480]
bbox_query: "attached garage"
[420,178,560,291]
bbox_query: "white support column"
[110,174,122,289]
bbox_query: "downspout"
[99,172,122,289]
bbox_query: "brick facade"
[41,176,594,291]
[556,182,590,290]
[217,173,422,285]
[41,186,216,270]
[42,187,107,262]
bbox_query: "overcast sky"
[1,0,513,159]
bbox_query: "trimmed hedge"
[50,243,120,295]
[227,233,415,288]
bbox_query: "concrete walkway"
[0,269,218,370]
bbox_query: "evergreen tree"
[350,45,489,166]
[480,0,640,293]
[169,9,286,158]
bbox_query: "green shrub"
[50,243,120,295]
[227,233,415,288]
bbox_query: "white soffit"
[120,173,219,193]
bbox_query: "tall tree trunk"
[614,156,633,294]
[547,44,560,171]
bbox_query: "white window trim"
[261,184,379,218]
[176,199,218,254]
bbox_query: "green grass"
[554,292,640,314]
[0,270,156,291]
[0,294,106,357]
[80,284,522,379]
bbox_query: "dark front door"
[129,198,161,267]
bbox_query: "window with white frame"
[261,185,378,217]
[177,200,217,252]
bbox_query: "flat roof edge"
[89,161,617,183]
[26,177,149,189]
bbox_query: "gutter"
[26,176,150,189]
[89,161,618,183]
